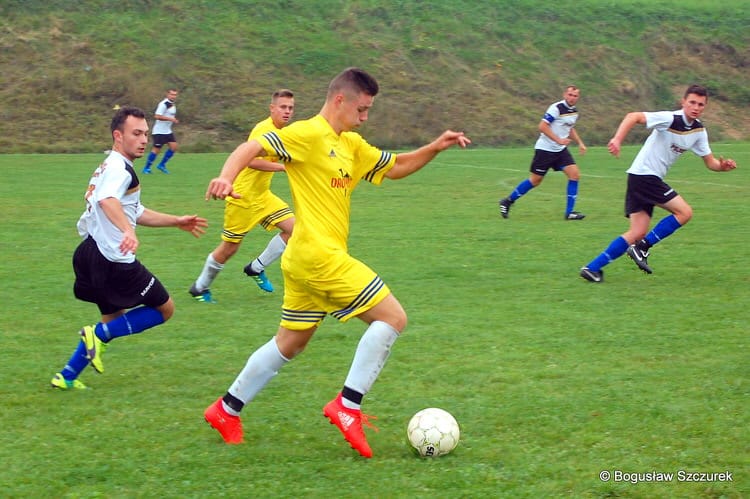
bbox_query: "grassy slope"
[0,0,748,152]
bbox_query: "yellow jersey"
[228,116,281,208]
[258,114,395,271]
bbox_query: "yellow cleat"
[51,372,87,390]
[80,325,105,373]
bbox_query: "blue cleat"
[189,284,216,303]
[243,265,273,292]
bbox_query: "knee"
[388,311,408,333]
[275,327,315,359]
[159,299,175,321]
[675,207,693,225]
[565,165,580,181]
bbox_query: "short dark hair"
[272,89,294,101]
[111,106,146,136]
[684,84,708,98]
[327,67,379,99]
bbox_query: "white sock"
[195,253,224,291]
[250,234,287,274]
[342,321,399,410]
[227,337,289,410]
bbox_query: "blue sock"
[510,179,534,201]
[566,180,579,215]
[645,214,682,246]
[61,340,90,381]
[158,149,174,167]
[587,236,629,272]
[145,152,156,168]
[95,306,165,342]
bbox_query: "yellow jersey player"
[189,90,295,302]
[203,67,470,458]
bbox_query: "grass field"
[0,145,747,498]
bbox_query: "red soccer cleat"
[204,397,244,444]
[323,393,379,458]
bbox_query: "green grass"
[0,145,747,498]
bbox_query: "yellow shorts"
[221,191,293,243]
[279,252,391,330]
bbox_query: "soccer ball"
[407,407,460,457]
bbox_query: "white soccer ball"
[407,407,460,457]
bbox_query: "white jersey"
[627,110,711,179]
[152,98,177,135]
[535,99,579,152]
[76,151,145,263]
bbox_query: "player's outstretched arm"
[703,154,737,172]
[206,140,266,200]
[608,112,646,158]
[137,208,208,237]
[387,130,471,180]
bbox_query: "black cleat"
[626,242,653,274]
[580,267,603,283]
[498,198,513,219]
[565,211,586,220]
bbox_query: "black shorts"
[529,148,576,176]
[72,237,170,315]
[152,133,176,148]
[624,174,679,218]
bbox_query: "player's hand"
[719,156,737,171]
[607,138,622,158]
[205,177,241,200]
[436,130,471,150]
[119,228,139,255]
[176,215,208,237]
[579,143,588,156]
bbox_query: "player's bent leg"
[663,196,693,226]
[357,293,407,333]
[274,326,316,360]
[155,297,175,322]
[624,212,654,273]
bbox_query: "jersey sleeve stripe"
[262,132,292,162]
[363,151,393,182]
